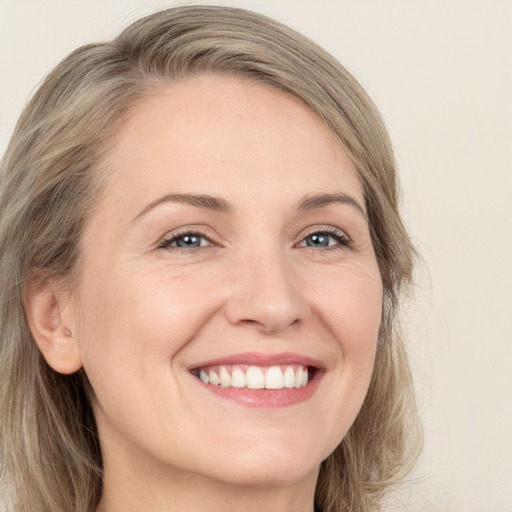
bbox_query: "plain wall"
[1,1,511,510]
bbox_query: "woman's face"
[72,74,382,490]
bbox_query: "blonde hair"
[0,6,421,512]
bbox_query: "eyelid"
[295,225,352,248]
[157,226,218,250]
[155,224,352,252]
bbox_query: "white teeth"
[265,366,284,389]
[209,370,220,386]
[246,366,265,389]
[283,366,295,388]
[231,368,246,388]
[301,368,309,387]
[197,364,311,389]
[294,366,303,388]
[219,366,231,387]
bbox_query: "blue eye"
[160,232,211,249]
[299,230,350,249]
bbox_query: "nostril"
[224,297,303,334]
[222,261,307,334]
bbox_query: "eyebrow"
[132,191,367,222]
[132,193,231,222]
[298,193,367,219]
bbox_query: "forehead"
[101,73,363,208]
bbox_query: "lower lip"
[195,371,322,408]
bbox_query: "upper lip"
[188,351,323,371]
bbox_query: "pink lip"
[189,351,324,408]
[188,351,323,371]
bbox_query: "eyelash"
[158,230,214,252]
[158,226,352,253]
[297,227,352,250]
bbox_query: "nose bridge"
[225,239,305,333]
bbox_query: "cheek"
[316,263,383,347]
[316,264,382,392]
[343,277,382,360]
[72,263,225,442]
[76,260,228,369]
[283,263,383,457]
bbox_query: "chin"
[203,444,324,488]
[218,465,319,489]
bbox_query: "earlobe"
[23,277,83,375]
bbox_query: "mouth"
[188,352,323,407]
[191,363,313,389]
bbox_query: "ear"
[24,277,83,375]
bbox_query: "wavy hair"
[0,6,421,512]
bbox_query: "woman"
[0,5,421,512]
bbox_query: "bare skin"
[30,74,382,512]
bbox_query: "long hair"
[0,6,421,511]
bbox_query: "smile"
[188,353,323,407]
[194,364,310,389]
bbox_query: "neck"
[97,464,319,512]
[96,438,319,512]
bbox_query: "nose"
[223,249,306,335]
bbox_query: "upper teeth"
[198,364,309,389]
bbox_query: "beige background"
[1,1,511,510]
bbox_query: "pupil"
[307,234,328,247]
[177,235,200,248]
